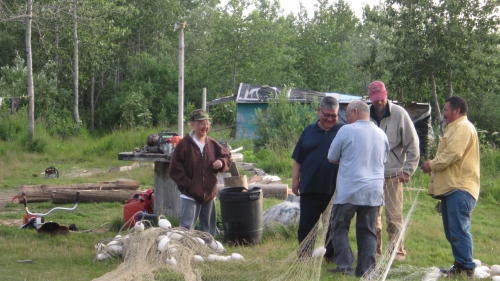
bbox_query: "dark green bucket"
[219,187,263,245]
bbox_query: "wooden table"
[118,152,181,220]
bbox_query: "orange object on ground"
[123,189,154,226]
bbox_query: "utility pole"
[26,0,35,144]
[202,88,207,112]
[175,22,186,136]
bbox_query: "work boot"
[440,261,474,278]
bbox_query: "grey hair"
[319,96,339,111]
[348,100,369,114]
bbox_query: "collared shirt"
[370,102,390,126]
[292,121,344,195]
[428,116,480,200]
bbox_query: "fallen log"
[17,179,139,203]
[217,183,288,200]
[52,189,137,204]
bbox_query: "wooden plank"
[118,152,171,162]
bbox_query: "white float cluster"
[93,217,245,268]
[440,259,500,280]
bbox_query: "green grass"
[1,114,500,281]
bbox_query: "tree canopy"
[0,0,499,140]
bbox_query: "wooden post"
[202,88,207,112]
[154,161,182,220]
[176,22,186,136]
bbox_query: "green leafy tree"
[365,0,500,124]
[293,0,360,93]
[119,91,152,129]
[254,91,317,150]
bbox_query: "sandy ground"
[0,187,23,226]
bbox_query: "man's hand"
[212,159,223,170]
[292,181,300,196]
[421,161,432,175]
[397,171,410,183]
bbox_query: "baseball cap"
[190,109,211,121]
[368,81,388,102]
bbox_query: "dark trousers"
[331,203,379,277]
[298,192,334,259]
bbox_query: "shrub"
[254,91,317,151]
[0,109,24,141]
[120,91,153,129]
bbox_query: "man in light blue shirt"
[327,100,389,277]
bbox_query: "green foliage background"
[0,0,498,145]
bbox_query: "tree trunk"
[431,72,441,117]
[90,73,95,131]
[114,64,119,97]
[54,28,59,87]
[73,0,80,124]
[26,0,35,144]
[448,68,453,97]
[431,72,446,136]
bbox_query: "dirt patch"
[0,187,18,209]
[0,219,23,226]
[64,168,106,178]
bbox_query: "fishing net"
[93,169,428,281]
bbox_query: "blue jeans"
[441,190,476,269]
[180,198,216,237]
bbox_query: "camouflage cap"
[190,109,211,121]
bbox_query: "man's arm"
[327,133,342,164]
[401,112,420,176]
[292,160,301,196]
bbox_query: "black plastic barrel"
[219,187,263,245]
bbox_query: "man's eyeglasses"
[195,121,210,126]
[320,108,338,119]
[345,109,355,117]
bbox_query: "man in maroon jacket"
[169,109,231,237]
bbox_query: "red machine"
[123,189,154,226]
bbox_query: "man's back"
[328,120,389,206]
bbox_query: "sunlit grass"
[1,115,500,281]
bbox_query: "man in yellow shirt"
[421,96,480,278]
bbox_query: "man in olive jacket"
[368,81,420,261]
[169,109,231,237]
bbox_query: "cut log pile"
[18,178,140,203]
